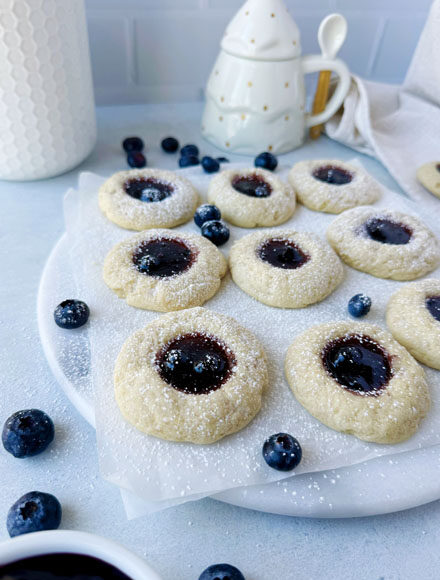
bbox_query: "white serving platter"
[38,175,440,518]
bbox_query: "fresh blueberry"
[199,563,245,580]
[180,144,199,157]
[163,348,189,371]
[179,155,199,168]
[2,409,54,459]
[7,491,62,537]
[54,299,89,330]
[254,151,278,171]
[161,137,179,153]
[122,137,144,153]
[216,157,230,163]
[201,220,230,246]
[262,433,302,471]
[193,361,206,374]
[137,254,160,274]
[201,156,220,174]
[194,204,221,227]
[348,293,372,318]
[127,151,147,168]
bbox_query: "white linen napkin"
[325,0,440,215]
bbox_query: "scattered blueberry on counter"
[199,563,245,580]
[263,433,302,471]
[161,136,179,153]
[194,204,222,227]
[7,491,62,537]
[254,151,278,171]
[54,299,90,329]
[179,155,199,168]
[122,136,144,153]
[216,157,230,163]
[127,151,147,168]
[180,144,199,158]
[2,409,54,459]
[348,293,372,318]
[201,220,230,246]
[201,156,220,174]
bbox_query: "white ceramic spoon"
[310,13,348,139]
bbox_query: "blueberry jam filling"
[133,238,194,277]
[426,295,440,322]
[258,239,310,270]
[124,177,173,202]
[232,174,272,198]
[322,334,392,395]
[0,553,132,580]
[156,333,235,395]
[365,218,412,245]
[312,165,353,185]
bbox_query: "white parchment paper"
[64,164,440,506]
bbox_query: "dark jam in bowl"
[426,295,440,322]
[258,239,310,270]
[322,334,392,395]
[156,333,235,395]
[132,238,194,277]
[364,218,412,245]
[231,174,272,198]
[0,553,133,580]
[312,165,353,185]
[124,177,174,202]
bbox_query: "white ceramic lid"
[221,0,301,61]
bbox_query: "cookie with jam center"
[114,307,268,444]
[288,159,381,214]
[207,168,296,228]
[285,321,430,444]
[326,206,440,280]
[99,168,198,230]
[103,229,227,311]
[417,161,440,199]
[387,279,440,370]
[229,229,343,308]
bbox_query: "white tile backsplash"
[85,0,431,105]
[372,16,426,82]
[88,16,130,87]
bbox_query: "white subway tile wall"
[85,0,431,105]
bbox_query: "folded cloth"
[325,0,440,214]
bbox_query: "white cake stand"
[38,233,440,518]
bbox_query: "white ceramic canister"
[202,0,351,155]
[0,0,96,180]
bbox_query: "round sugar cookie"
[417,162,440,199]
[114,307,268,444]
[326,206,440,280]
[386,279,440,370]
[288,159,381,214]
[103,229,227,312]
[99,168,198,230]
[207,168,296,228]
[285,321,430,444]
[229,229,343,308]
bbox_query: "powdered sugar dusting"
[288,159,382,213]
[99,168,198,230]
[327,206,440,280]
[56,162,440,508]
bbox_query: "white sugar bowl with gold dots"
[202,0,351,155]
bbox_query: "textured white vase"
[0,0,97,181]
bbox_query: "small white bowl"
[0,530,162,580]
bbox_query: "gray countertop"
[1,102,439,580]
